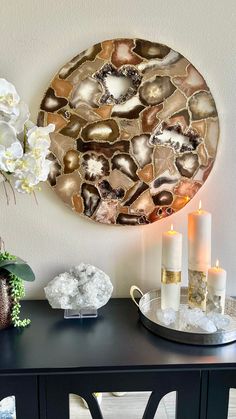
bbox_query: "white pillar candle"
[207,260,227,313]
[188,201,211,271]
[161,225,182,311]
[188,201,211,310]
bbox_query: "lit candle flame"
[198,200,202,211]
[171,224,173,231]
[216,259,220,269]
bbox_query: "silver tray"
[130,286,236,346]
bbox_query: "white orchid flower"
[14,151,52,189]
[14,173,38,194]
[27,124,55,147]
[0,121,17,147]
[0,101,30,134]
[0,78,20,114]
[26,123,55,160]
[27,123,55,138]
[14,156,51,193]
[15,153,51,178]
[9,101,30,133]
[0,78,30,133]
[0,79,55,196]
[0,121,23,172]
[36,158,52,181]
[14,153,37,176]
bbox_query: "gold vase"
[0,272,12,330]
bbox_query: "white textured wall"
[0,0,236,299]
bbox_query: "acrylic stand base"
[64,308,98,319]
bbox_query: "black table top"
[0,299,236,374]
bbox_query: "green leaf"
[2,263,35,282]
[0,257,26,269]
[0,260,16,268]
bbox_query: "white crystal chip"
[207,312,230,330]
[157,305,231,333]
[197,317,217,333]
[156,308,177,326]
[178,306,205,330]
[44,263,113,310]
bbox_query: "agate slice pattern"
[38,38,219,226]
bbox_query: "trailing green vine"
[0,251,16,262]
[9,273,31,327]
[0,251,31,327]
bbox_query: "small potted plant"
[0,239,35,329]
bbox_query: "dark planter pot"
[0,271,12,330]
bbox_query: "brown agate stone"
[63,150,80,174]
[40,88,68,112]
[39,38,219,225]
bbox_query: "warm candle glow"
[198,200,202,211]
[168,223,176,234]
[216,259,220,269]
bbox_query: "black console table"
[0,299,236,419]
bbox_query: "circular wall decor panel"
[38,38,219,226]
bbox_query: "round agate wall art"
[38,38,219,226]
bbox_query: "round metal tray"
[130,286,236,346]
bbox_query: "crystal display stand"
[64,308,98,319]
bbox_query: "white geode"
[44,263,113,310]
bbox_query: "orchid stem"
[0,171,16,204]
[23,125,27,153]
[2,180,10,205]
[33,191,38,205]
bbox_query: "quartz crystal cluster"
[45,263,113,310]
[0,396,15,418]
[157,306,230,333]
[38,38,219,225]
